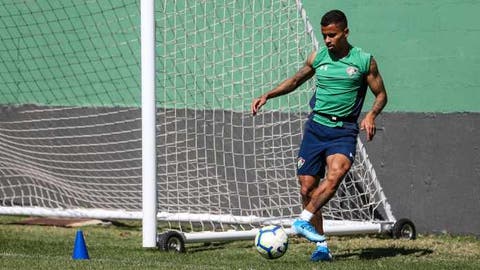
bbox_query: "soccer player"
[251,9,388,261]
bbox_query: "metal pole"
[141,0,157,248]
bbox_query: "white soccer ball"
[254,225,289,259]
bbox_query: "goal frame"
[0,0,414,250]
[150,0,399,247]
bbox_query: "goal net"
[0,1,142,218]
[0,0,396,243]
[157,0,396,241]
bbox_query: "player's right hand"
[251,96,267,116]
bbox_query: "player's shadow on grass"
[336,247,433,260]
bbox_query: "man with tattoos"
[251,10,388,262]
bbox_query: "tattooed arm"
[361,56,388,141]
[251,52,316,116]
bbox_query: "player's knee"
[327,162,351,181]
[300,184,317,201]
[298,175,316,198]
[299,185,313,199]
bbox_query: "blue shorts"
[296,119,359,177]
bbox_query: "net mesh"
[0,0,392,232]
[0,1,142,211]
[157,0,391,231]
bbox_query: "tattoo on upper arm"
[367,57,387,114]
[368,58,384,92]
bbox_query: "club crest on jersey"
[297,157,305,169]
[346,66,358,76]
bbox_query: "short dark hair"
[321,9,348,29]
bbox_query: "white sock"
[316,240,328,247]
[299,209,314,221]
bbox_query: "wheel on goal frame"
[157,231,186,253]
[391,218,416,240]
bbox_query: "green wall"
[0,1,140,107]
[303,0,480,112]
[1,1,478,112]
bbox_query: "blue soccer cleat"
[311,245,333,262]
[292,219,326,242]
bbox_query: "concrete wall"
[364,112,480,235]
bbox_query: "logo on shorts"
[297,157,305,169]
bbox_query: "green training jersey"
[310,46,372,127]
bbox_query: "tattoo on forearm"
[372,95,386,115]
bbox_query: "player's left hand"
[360,112,376,141]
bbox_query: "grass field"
[1,215,479,270]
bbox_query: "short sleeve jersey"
[310,46,372,127]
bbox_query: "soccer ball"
[254,225,289,259]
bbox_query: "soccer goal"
[156,0,414,250]
[0,0,414,251]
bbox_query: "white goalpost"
[141,0,157,248]
[0,0,414,251]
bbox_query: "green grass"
[1,216,479,270]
